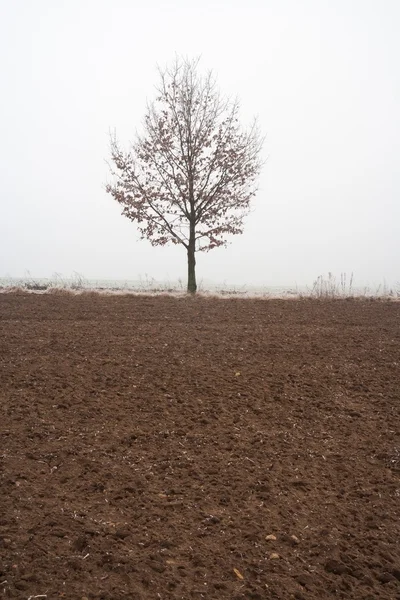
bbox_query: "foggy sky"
[1,0,399,288]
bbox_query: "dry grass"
[0,273,399,300]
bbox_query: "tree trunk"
[187,224,197,293]
[187,245,197,293]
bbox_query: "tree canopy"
[106,57,264,292]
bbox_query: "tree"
[106,57,264,293]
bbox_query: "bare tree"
[106,57,264,293]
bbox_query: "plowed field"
[1,293,399,599]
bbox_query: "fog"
[1,0,399,288]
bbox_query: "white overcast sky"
[1,0,399,288]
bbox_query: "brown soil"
[0,293,399,600]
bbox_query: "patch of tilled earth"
[0,294,399,599]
